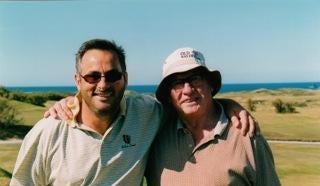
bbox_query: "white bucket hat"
[156,47,221,104]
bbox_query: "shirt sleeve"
[252,134,281,186]
[10,119,49,186]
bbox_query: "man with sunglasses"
[11,39,257,185]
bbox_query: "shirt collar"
[119,95,126,117]
[66,92,127,128]
[212,101,229,137]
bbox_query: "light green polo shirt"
[11,95,163,186]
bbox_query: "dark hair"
[75,39,126,73]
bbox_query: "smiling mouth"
[94,91,113,98]
[182,98,198,104]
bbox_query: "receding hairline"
[76,48,123,73]
[75,39,126,74]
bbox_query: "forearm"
[216,98,243,112]
[253,135,281,186]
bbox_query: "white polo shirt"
[11,94,163,186]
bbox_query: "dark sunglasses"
[80,70,123,84]
[170,74,204,90]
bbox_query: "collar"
[177,100,229,139]
[119,95,127,117]
[212,101,229,137]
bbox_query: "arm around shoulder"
[252,135,281,186]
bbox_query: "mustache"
[93,88,114,95]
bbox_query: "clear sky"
[1,0,319,86]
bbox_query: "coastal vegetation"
[0,98,20,127]
[247,98,258,112]
[0,86,71,107]
[272,99,296,113]
[0,87,320,185]
[217,89,320,141]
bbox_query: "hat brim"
[156,67,221,104]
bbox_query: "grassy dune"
[216,89,320,141]
[8,100,55,126]
[1,89,319,185]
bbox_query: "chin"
[180,107,200,115]
[92,101,111,111]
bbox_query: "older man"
[11,39,257,185]
[145,47,280,185]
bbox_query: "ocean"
[6,82,320,94]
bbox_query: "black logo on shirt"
[122,134,136,148]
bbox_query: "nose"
[181,82,193,94]
[97,76,111,90]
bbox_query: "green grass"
[270,143,320,186]
[0,143,21,185]
[0,99,51,140]
[8,99,52,126]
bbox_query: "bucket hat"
[156,47,221,103]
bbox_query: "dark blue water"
[6,82,319,94]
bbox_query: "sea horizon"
[5,81,320,94]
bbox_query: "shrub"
[1,86,71,106]
[0,86,10,98]
[0,167,12,178]
[247,99,257,112]
[44,92,67,100]
[0,98,21,127]
[25,94,47,106]
[285,103,296,113]
[8,91,69,106]
[272,99,296,113]
[8,92,25,101]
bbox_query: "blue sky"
[1,0,319,86]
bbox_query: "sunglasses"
[170,74,204,90]
[80,70,123,84]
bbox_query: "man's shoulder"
[124,94,164,122]
[125,94,161,108]
[32,117,66,132]
[23,117,68,144]
[226,124,270,152]
[224,123,252,145]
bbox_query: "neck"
[180,101,221,145]
[78,104,120,135]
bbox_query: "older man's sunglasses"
[80,70,123,84]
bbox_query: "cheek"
[170,90,180,106]
[79,82,96,93]
[197,85,212,97]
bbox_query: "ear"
[167,89,173,103]
[210,87,214,96]
[74,73,81,91]
[123,72,128,87]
